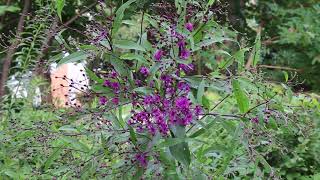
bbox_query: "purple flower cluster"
[178,40,190,60]
[185,22,194,32]
[154,49,164,61]
[101,70,122,105]
[135,153,148,167]
[128,75,202,136]
[140,66,149,77]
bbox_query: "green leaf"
[133,167,144,180]
[113,40,145,51]
[218,57,234,69]
[44,145,65,170]
[120,53,149,64]
[61,136,90,152]
[194,37,234,51]
[128,126,137,145]
[169,142,191,166]
[253,31,261,66]
[232,79,250,113]
[55,0,65,21]
[207,0,215,7]
[133,87,154,95]
[189,117,217,138]
[58,51,87,66]
[283,71,289,82]
[85,68,103,83]
[55,31,72,51]
[112,0,137,37]
[158,138,191,148]
[58,125,78,133]
[197,80,205,104]
[0,6,20,16]
[109,56,128,76]
[234,48,249,72]
[92,84,112,94]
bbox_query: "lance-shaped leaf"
[112,0,137,37]
[232,79,250,113]
[58,51,87,66]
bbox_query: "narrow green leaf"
[207,0,215,7]
[253,31,261,66]
[56,0,65,21]
[58,125,78,133]
[109,56,128,76]
[120,53,149,64]
[158,138,190,148]
[133,87,154,95]
[169,142,191,166]
[92,84,112,93]
[194,37,234,51]
[283,71,289,82]
[0,6,20,16]
[112,0,137,37]
[128,126,137,145]
[113,40,145,51]
[234,48,249,72]
[61,136,90,152]
[58,51,87,65]
[232,79,250,113]
[197,80,205,104]
[44,145,65,170]
[85,68,103,83]
[189,118,217,138]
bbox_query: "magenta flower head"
[180,49,190,59]
[140,66,149,76]
[175,97,190,109]
[103,79,112,87]
[99,96,107,105]
[135,153,148,167]
[185,22,194,32]
[251,117,259,124]
[112,97,119,105]
[154,49,164,61]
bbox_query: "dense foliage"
[0,0,319,179]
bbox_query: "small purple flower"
[140,66,149,76]
[110,71,118,79]
[99,96,107,105]
[149,80,155,88]
[177,81,190,92]
[179,63,194,73]
[163,99,170,107]
[185,22,194,32]
[251,117,259,124]
[103,79,112,87]
[135,80,142,86]
[180,49,190,59]
[143,95,153,105]
[111,82,120,90]
[194,105,202,116]
[177,40,186,49]
[112,97,119,105]
[135,153,148,167]
[154,49,164,61]
[175,97,190,109]
[177,40,190,59]
[147,124,156,136]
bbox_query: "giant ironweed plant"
[1,0,319,179]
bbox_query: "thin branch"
[257,65,302,72]
[0,0,31,98]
